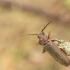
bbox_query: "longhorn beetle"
[21,14,70,66]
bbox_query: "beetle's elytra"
[21,13,70,66]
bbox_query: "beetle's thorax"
[38,32,48,46]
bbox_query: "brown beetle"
[21,14,70,66]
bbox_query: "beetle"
[21,14,70,66]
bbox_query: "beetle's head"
[37,32,48,46]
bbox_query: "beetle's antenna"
[19,34,38,36]
[41,14,62,32]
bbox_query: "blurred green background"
[0,0,70,70]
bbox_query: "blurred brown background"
[0,0,70,70]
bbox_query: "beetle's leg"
[51,39,60,42]
[59,48,67,55]
[42,47,46,53]
[47,31,51,40]
[36,42,40,45]
[51,39,56,42]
